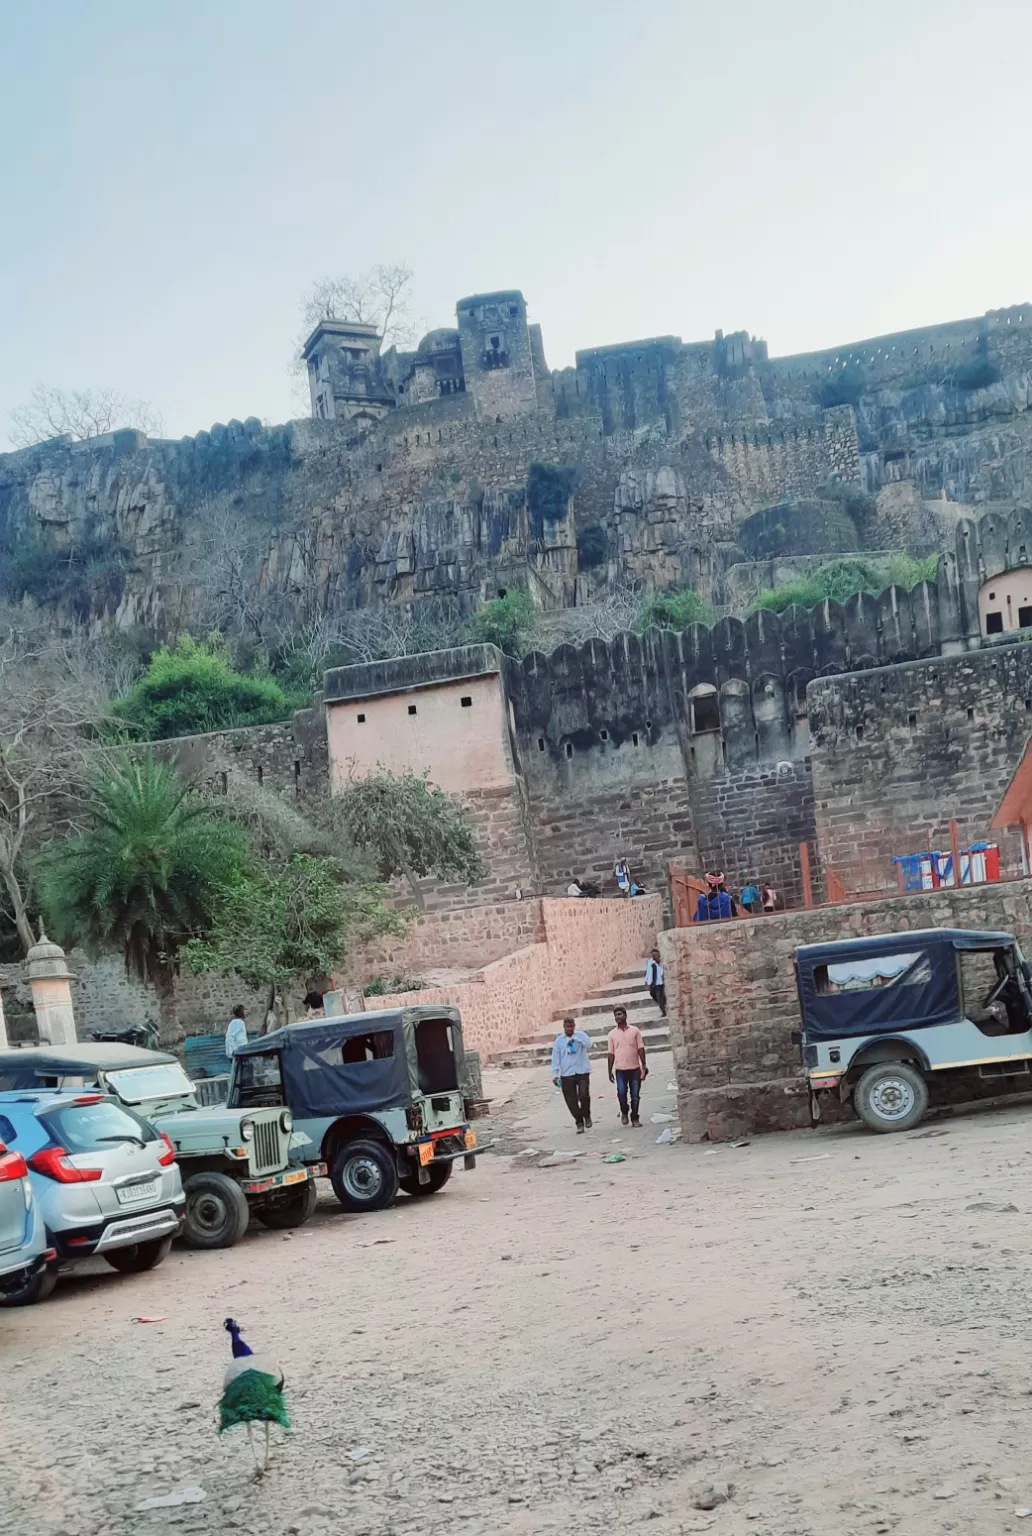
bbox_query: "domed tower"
[456,290,538,419]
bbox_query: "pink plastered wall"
[363,894,663,1057]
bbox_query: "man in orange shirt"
[607,1005,648,1127]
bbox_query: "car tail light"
[27,1146,103,1183]
[0,1147,28,1182]
[157,1133,176,1167]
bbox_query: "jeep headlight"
[240,1120,254,1141]
[280,1110,293,1133]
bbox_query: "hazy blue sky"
[3,1,1030,446]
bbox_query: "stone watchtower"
[302,318,394,427]
[456,290,538,420]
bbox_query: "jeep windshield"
[105,1063,196,1104]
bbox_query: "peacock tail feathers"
[218,1368,291,1434]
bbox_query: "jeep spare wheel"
[181,1171,250,1247]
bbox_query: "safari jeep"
[0,1044,323,1247]
[228,1005,477,1212]
[796,927,1032,1133]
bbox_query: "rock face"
[4,300,1032,635]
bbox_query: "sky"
[3,0,1032,447]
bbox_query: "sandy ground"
[5,1052,1032,1536]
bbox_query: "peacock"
[218,1317,290,1475]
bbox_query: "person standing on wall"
[645,948,667,1017]
[551,1014,593,1133]
[607,1005,648,1127]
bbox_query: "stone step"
[552,990,656,1022]
[587,975,655,1000]
[521,1010,665,1046]
[489,1026,670,1069]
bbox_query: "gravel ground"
[5,1052,1032,1536]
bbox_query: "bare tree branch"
[293,263,417,380]
[9,385,164,449]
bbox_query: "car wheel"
[398,1161,453,1197]
[103,1236,172,1273]
[855,1062,929,1133]
[0,1263,58,1307]
[254,1178,319,1229]
[330,1139,399,1212]
[182,1172,250,1248]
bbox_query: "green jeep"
[0,1044,324,1248]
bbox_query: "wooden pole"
[950,818,962,888]
[800,842,813,909]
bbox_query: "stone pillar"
[27,933,77,1047]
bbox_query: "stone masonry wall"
[364,894,663,1058]
[809,645,1032,894]
[661,878,1032,1143]
[348,898,546,987]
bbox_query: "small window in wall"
[220,772,228,796]
[509,305,519,317]
[986,612,1004,635]
[599,729,609,742]
[565,742,573,759]
[408,704,417,716]
[357,713,366,723]
[1019,606,1032,629]
[460,696,472,708]
[908,713,917,727]
[690,691,721,734]
[256,764,263,786]
[632,732,640,747]
[537,737,545,751]
[967,707,975,721]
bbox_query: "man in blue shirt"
[551,1015,593,1133]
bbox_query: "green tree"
[637,589,712,632]
[112,635,299,741]
[335,769,486,911]
[35,752,249,1044]
[464,591,537,657]
[182,853,398,993]
[748,554,940,616]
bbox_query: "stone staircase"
[488,959,670,1068]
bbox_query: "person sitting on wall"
[693,871,735,923]
[567,878,601,898]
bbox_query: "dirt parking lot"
[5,1052,1032,1536]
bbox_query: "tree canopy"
[464,591,538,657]
[335,769,486,910]
[636,589,712,632]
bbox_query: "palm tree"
[36,752,248,1045]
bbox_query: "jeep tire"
[255,1177,319,1229]
[182,1171,250,1248]
[330,1139,399,1212]
[854,1061,928,1133]
[399,1161,453,1197]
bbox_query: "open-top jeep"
[0,1044,323,1247]
[228,1005,477,1212]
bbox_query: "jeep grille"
[252,1119,283,1174]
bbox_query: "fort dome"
[417,328,460,355]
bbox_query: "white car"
[0,1090,184,1292]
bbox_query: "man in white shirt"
[551,1015,593,1132]
[645,948,667,1017]
[225,1004,248,1058]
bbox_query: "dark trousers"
[649,982,667,1016]
[615,1068,642,1120]
[560,1073,591,1126]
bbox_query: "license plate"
[282,1169,306,1186]
[418,1142,435,1166]
[116,1179,158,1206]
[464,1130,477,1150]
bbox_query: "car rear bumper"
[52,1198,185,1259]
[240,1162,325,1196]
[0,1248,49,1294]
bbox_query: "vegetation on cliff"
[112,635,301,740]
[636,589,713,632]
[748,554,940,615]
[464,590,538,657]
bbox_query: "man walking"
[607,1005,648,1126]
[225,1004,248,1059]
[551,1014,593,1132]
[645,947,667,1017]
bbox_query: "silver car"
[0,1135,52,1306]
[0,1090,184,1284]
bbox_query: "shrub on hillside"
[112,635,298,740]
[637,589,712,632]
[464,590,538,656]
[749,554,940,615]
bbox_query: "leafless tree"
[9,385,164,450]
[0,617,119,952]
[292,264,418,392]
[271,600,463,691]
[189,498,274,649]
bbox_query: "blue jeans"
[615,1068,641,1120]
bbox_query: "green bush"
[749,554,940,615]
[637,589,712,632]
[112,635,299,740]
[363,973,427,997]
[464,591,538,657]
